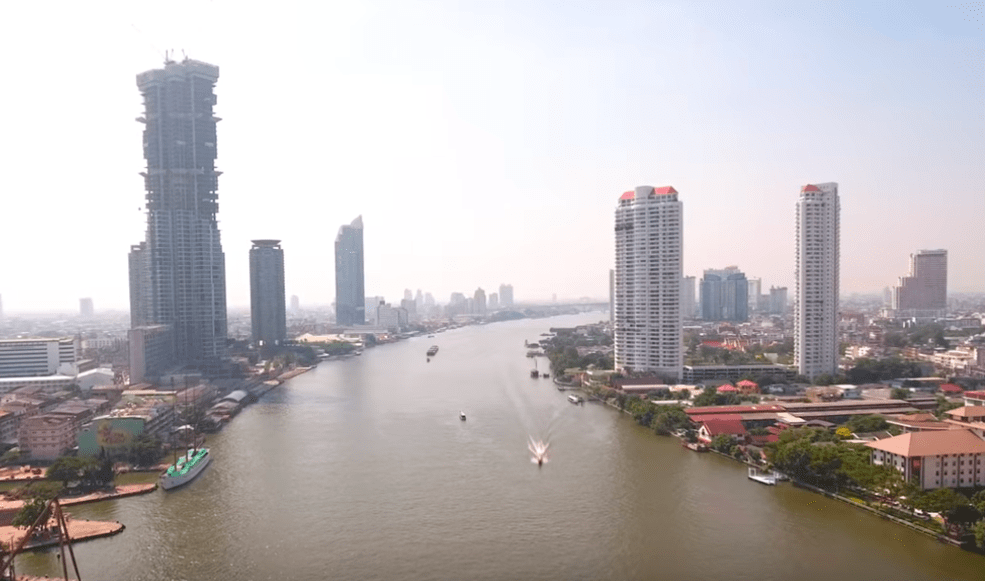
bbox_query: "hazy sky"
[1,0,983,313]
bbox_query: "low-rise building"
[18,414,78,460]
[682,364,797,383]
[867,429,985,490]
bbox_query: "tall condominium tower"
[473,288,487,314]
[498,284,514,307]
[335,216,365,325]
[892,249,947,319]
[250,240,287,347]
[747,277,762,314]
[795,182,840,379]
[128,58,227,372]
[700,267,748,322]
[680,276,696,320]
[614,186,682,380]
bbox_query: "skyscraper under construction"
[128,58,227,373]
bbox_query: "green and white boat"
[160,447,211,490]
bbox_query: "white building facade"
[614,186,682,380]
[795,183,840,379]
[0,337,79,378]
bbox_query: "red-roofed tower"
[614,186,683,380]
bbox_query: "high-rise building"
[128,58,227,373]
[614,186,682,380]
[499,284,514,307]
[489,292,499,310]
[892,249,947,319]
[700,267,748,322]
[768,286,788,316]
[335,216,365,325]
[474,288,487,314]
[249,240,287,347]
[795,182,840,380]
[290,295,300,312]
[681,276,696,320]
[747,278,762,314]
[79,298,94,318]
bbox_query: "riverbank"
[0,518,124,552]
[0,484,157,524]
[595,389,973,551]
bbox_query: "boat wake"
[528,437,549,465]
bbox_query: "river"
[14,313,985,580]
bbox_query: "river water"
[14,313,985,580]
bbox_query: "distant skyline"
[1,1,983,313]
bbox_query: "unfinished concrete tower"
[129,57,227,373]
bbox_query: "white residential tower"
[614,186,682,380]
[795,182,840,379]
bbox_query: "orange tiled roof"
[865,429,985,457]
[946,406,985,419]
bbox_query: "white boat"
[748,466,778,486]
[160,448,211,490]
[567,394,583,404]
[460,411,466,421]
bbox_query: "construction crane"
[0,498,82,581]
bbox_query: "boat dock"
[748,467,779,485]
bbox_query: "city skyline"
[0,1,983,313]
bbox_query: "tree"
[943,504,981,537]
[0,448,21,465]
[845,415,889,434]
[835,427,852,439]
[47,457,93,488]
[710,434,733,454]
[890,388,910,401]
[974,520,985,550]
[12,497,49,528]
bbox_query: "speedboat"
[460,411,467,421]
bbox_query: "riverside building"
[614,186,683,380]
[335,216,365,325]
[128,57,228,374]
[795,182,840,380]
[249,240,287,347]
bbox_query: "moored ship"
[160,447,211,490]
[427,345,439,356]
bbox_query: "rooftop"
[866,429,985,457]
[946,406,985,420]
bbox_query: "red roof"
[717,385,739,392]
[701,341,724,348]
[653,186,678,195]
[687,404,785,416]
[801,184,820,192]
[965,391,985,399]
[701,419,747,437]
[688,413,743,423]
[619,191,635,200]
[751,434,780,445]
[737,380,759,388]
[940,383,963,393]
